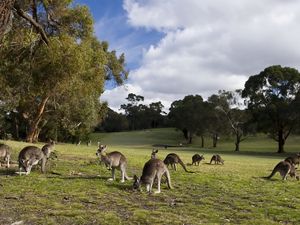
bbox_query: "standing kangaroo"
[163,153,193,173]
[265,161,298,180]
[18,143,53,175]
[192,154,204,166]
[210,154,224,165]
[133,158,172,194]
[96,145,131,182]
[0,143,11,168]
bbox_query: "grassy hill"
[0,128,300,224]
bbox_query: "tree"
[242,65,300,153]
[207,94,231,148]
[212,90,254,152]
[120,93,145,130]
[96,108,129,132]
[0,1,128,142]
[168,95,207,144]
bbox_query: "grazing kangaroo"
[96,145,131,182]
[192,154,204,166]
[0,143,11,168]
[284,153,300,166]
[265,161,298,180]
[163,153,193,173]
[151,149,158,159]
[210,154,224,165]
[133,158,172,194]
[18,144,53,175]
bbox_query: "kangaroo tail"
[178,158,194,173]
[265,167,277,179]
[165,169,173,189]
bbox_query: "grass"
[0,128,300,224]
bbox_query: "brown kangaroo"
[133,158,172,194]
[0,143,11,168]
[96,145,131,182]
[163,153,193,173]
[18,144,53,175]
[266,161,298,180]
[210,154,224,165]
[192,154,204,166]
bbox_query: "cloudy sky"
[75,0,300,112]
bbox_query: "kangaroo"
[18,144,53,175]
[163,153,193,173]
[210,154,224,165]
[265,161,298,180]
[284,153,300,166]
[0,143,11,168]
[96,145,131,182]
[133,158,172,194]
[151,149,158,159]
[192,154,204,166]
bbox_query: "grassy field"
[0,128,300,225]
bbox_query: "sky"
[74,0,300,112]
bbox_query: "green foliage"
[120,93,166,130]
[0,0,128,142]
[242,65,300,152]
[168,95,211,143]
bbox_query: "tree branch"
[13,2,49,45]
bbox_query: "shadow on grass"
[0,168,18,176]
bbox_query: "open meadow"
[0,128,300,225]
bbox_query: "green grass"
[0,128,300,224]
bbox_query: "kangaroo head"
[151,149,158,159]
[96,145,107,157]
[133,175,141,190]
[201,155,205,160]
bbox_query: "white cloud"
[102,0,300,112]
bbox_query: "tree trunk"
[212,133,218,148]
[235,133,240,152]
[201,135,204,148]
[277,128,285,153]
[0,0,15,39]
[26,96,50,142]
[188,131,193,144]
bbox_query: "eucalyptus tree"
[168,95,208,144]
[209,90,254,151]
[242,65,300,153]
[0,1,128,142]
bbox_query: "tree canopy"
[0,0,128,142]
[242,65,300,153]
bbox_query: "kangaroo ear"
[155,149,158,153]
[133,175,138,180]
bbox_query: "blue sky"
[73,0,300,112]
[74,0,163,70]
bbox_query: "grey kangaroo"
[163,153,193,173]
[210,154,224,165]
[0,144,11,168]
[284,153,300,166]
[192,154,204,166]
[18,143,53,175]
[266,161,298,180]
[96,145,131,182]
[133,158,172,194]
